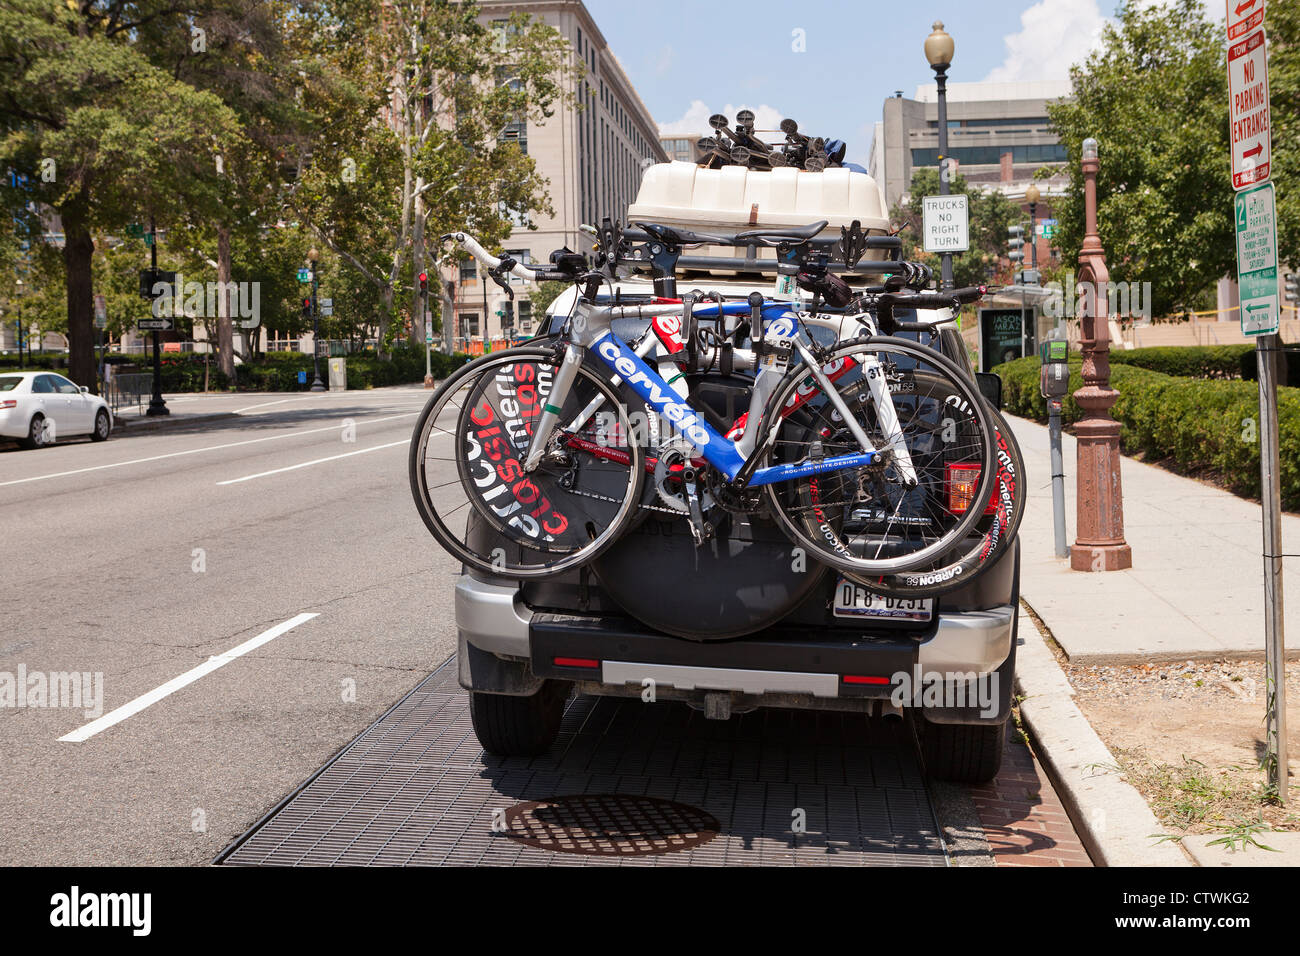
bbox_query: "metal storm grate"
[218,657,946,867]
[501,794,719,856]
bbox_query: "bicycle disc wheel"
[760,337,996,580]
[846,408,1025,598]
[409,346,644,578]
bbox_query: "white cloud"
[983,0,1109,83]
[653,45,674,76]
[658,100,785,138]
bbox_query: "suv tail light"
[945,462,997,515]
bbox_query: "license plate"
[833,578,934,623]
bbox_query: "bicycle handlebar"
[441,232,550,282]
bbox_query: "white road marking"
[215,439,411,485]
[58,613,319,743]
[231,397,300,413]
[0,413,418,488]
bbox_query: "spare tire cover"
[591,510,828,641]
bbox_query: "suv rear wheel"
[469,681,571,757]
[919,716,1007,783]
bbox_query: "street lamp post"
[308,248,325,392]
[146,217,169,416]
[925,20,956,291]
[1071,137,1131,571]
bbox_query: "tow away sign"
[922,195,969,253]
[1235,181,1278,336]
[1227,0,1270,190]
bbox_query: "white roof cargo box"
[626,161,893,271]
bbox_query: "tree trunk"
[61,203,96,392]
[216,225,235,382]
[410,199,425,349]
[378,285,394,359]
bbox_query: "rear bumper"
[455,570,1016,720]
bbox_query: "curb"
[1013,602,1191,867]
[113,412,240,433]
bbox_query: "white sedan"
[0,371,112,449]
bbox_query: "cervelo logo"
[764,313,798,339]
[595,337,710,448]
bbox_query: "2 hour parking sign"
[1234,181,1278,336]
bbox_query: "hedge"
[995,354,1300,510]
[1107,344,1254,380]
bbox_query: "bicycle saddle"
[634,222,730,247]
[734,220,828,245]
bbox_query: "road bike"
[409,222,1003,592]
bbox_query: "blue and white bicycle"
[410,224,998,592]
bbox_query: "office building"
[448,0,668,351]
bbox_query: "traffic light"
[1286,273,1299,305]
[1007,225,1025,263]
[418,272,428,296]
[302,297,311,319]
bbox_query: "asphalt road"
[0,387,458,865]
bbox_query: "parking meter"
[1039,339,1069,557]
[1040,339,1069,400]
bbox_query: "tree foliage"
[892,166,1023,289]
[1045,0,1298,316]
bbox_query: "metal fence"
[105,372,152,413]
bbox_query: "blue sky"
[581,0,1196,167]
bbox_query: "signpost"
[921,194,969,256]
[138,317,174,331]
[297,268,310,283]
[1226,0,1286,805]
[1227,2,1271,190]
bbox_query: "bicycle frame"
[523,298,919,488]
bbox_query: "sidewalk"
[1007,414,1300,663]
[1007,413,1298,866]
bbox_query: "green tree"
[0,0,241,389]
[892,167,1022,289]
[1042,0,1283,317]
[289,0,577,355]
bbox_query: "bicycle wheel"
[409,346,644,578]
[846,408,1025,598]
[759,337,997,580]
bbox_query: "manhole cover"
[501,794,720,856]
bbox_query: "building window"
[459,260,477,283]
[500,120,527,154]
[462,312,480,338]
[910,143,1067,167]
[504,249,530,284]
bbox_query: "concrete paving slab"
[1007,414,1300,663]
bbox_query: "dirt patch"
[1064,657,1300,838]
